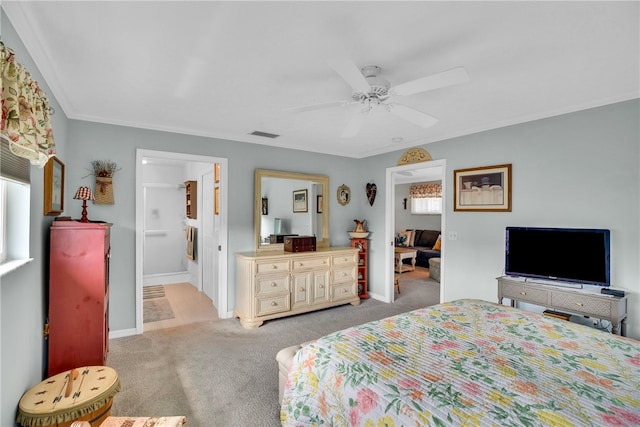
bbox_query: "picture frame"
[337,184,351,206]
[44,156,65,216]
[453,163,512,212]
[293,189,308,213]
[215,187,220,215]
[316,195,323,213]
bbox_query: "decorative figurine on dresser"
[47,219,112,376]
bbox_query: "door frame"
[385,159,446,303]
[135,149,229,334]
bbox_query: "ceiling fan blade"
[284,100,349,114]
[340,112,366,138]
[387,103,439,129]
[392,66,470,96]
[327,58,371,94]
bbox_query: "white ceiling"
[3,1,638,159]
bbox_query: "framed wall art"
[44,156,65,216]
[454,163,512,212]
[337,184,351,206]
[293,189,308,213]
[215,187,220,215]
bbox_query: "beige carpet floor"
[107,267,439,427]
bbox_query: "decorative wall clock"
[337,184,351,206]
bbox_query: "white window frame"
[0,179,6,263]
[0,178,32,276]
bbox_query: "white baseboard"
[143,272,190,286]
[109,327,138,339]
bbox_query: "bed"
[280,299,640,426]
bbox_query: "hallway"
[143,283,219,332]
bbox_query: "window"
[411,197,442,214]
[409,182,442,215]
[0,179,6,263]
[0,139,32,276]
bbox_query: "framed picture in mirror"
[293,189,308,213]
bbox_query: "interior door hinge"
[43,322,49,338]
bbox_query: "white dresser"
[235,247,360,328]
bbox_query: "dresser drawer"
[256,260,290,274]
[256,294,290,316]
[292,256,330,271]
[332,253,357,266]
[501,282,548,305]
[550,292,612,318]
[332,282,356,301]
[256,275,289,295]
[332,266,356,283]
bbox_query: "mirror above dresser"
[254,169,329,252]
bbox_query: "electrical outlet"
[448,231,458,241]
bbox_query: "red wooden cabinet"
[350,238,369,299]
[48,220,111,376]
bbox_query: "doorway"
[385,159,446,303]
[135,149,229,334]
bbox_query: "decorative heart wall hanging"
[366,182,377,206]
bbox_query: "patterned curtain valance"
[1,41,56,167]
[409,183,442,198]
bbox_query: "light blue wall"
[1,12,70,426]
[362,100,639,339]
[63,120,363,331]
[2,9,639,427]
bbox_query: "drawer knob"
[319,284,324,289]
[342,272,348,277]
[271,265,277,269]
[271,282,277,287]
[520,291,526,296]
[299,287,305,292]
[342,288,347,293]
[298,262,304,266]
[322,260,327,264]
[575,302,584,307]
[271,301,278,306]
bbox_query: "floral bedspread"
[281,299,640,426]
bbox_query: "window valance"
[409,183,441,198]
[1,41,56,167]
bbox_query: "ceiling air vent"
[250,130,280,139]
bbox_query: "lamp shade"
[73,186,94,201]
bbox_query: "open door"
[385,159,446,303]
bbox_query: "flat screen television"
[505,226,610,287]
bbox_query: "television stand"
[523,278,583,289]
[497,276,628,336]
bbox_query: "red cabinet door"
[48,221,111,376]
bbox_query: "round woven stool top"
[17,366,120,427]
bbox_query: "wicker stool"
[17,366,120,427]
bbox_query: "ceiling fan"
[290,59,470,138]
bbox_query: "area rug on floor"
[143,285,165,299]
[144,298,175,323]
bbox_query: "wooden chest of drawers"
[235,247,360,328]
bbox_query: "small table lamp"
[73,186,94,222]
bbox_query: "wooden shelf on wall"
[185,180,197,219]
